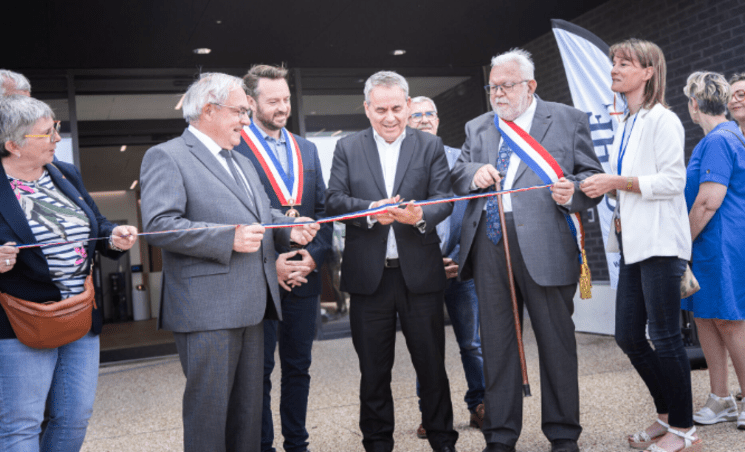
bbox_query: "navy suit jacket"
[234,130,332,298]
[0,161,125,339]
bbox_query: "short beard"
[491,93,532,122]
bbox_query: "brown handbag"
[0,273,96,349]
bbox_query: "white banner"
[552,19,622,289]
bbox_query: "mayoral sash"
[241,123,304,209]
[494,114,592,299]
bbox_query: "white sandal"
[628,419,669,450]
[646,426,703,452]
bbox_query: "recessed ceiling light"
[391,49,406,56]
[193,48,211,55]
[120,145,127,152]
[215,20,222,24]
[130,180,139,190]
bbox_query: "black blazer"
[234,131,333,298]
[0,161,125,339]
[326,127,453,295]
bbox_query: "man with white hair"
[327,71,458,452]
[408,96,485,437]
[0,70,31,96]
[451,49,603,452]
[140,72,319,452]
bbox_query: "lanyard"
[617,112,638,175]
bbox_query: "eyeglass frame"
[484,80,530,95]
[731,89,745,103]
[409,111,438,123]
[211,103,250,118]
[23,120,61,143]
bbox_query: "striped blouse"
[8,170,91,298]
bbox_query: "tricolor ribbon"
[14,184,552,250]
[494,115,592,299]
[241,123,304,207]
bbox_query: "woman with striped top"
[0,95,138,452]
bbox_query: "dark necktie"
[220,149,254,209]
[485,139,512,245]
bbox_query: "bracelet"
[109,236,124,252]
[626,177,633,191]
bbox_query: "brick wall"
[432,74,488,149]
[520,0,745,281]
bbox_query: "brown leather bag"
[0,274,96,349]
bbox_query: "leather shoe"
[470,403,485,429]
[483,443,515,452]
[439,446,457,452]
[551,439,579,452]
[416,423,427,439]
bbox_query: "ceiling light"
[129,180,138,190]
[193,48,211,55]
[120,145,127,152]
[215,20,222,24]
[391,49,406,56]
[175,94,185,110]
[331,130,343,137]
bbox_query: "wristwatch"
[108,236,124,252]
[414,219,426,233]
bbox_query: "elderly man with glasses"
[407,96,486,440]
[140,72,319,452]
[451,49,603,452]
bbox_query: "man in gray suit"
[451,49,603,452]
[140,72,319,452]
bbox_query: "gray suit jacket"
[451,97,603,287]
[140,129,292,332]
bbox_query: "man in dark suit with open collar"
[140,72,319,452]
[234,64,332,452]
[451,49,603,452]
[326,71,457,452]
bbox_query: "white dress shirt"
[188,125,253,197]
[500,96,537,211]
[367,129,406,259]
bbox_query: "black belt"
[384,258,400,268]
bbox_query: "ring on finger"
[5,259,9,266]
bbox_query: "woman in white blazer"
[581,39,698,452]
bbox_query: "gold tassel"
[579,249,592,299]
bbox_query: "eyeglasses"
[409,111,437,123]
[484,80,529,95]
[732,90,745,102]
[212,103,250,118]
[24,121,61,143]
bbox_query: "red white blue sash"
[494,115,592,298]
[241,123,304,207]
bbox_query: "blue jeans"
[614,244,692,428]
[0,332,99,452]
[417,278,485,413]
[262,294,318,452]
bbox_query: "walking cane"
[496,192,532,397]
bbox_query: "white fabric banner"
[552,19,622,289]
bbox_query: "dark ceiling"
[8,0,608,71]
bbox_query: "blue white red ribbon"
[240,123,303,207]
[494,115,592,298]
[13,183,552,250]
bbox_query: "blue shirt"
[682,121,745,320]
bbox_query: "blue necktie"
[486,140,512,245]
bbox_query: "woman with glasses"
[728,73,745,135]
[580,39,698,452]
[682,71,745,432]
[0,95,138,451]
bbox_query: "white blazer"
[606,103,692,264]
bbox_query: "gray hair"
[0,69,31,96]
[491,48,535,80]
[181,72,246,124]
[411,96,438,113]
[683,71,730,116]
[364,71,409,104]
[0,95,55,157]
[730,72,745,85]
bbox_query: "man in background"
[0,70,31,96]
[407,96,485,438]
[235,64,332,452]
